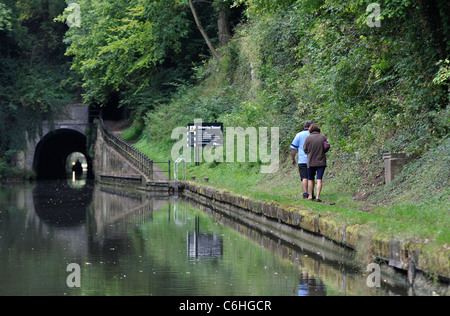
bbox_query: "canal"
[0,180,411,296]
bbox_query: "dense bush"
[138,0,449,195]
[2,0,449,194]
[0,0,75,162]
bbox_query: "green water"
[0,181,408,296]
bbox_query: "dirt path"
[103,120,130,135]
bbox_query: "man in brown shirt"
[303,124,330,202]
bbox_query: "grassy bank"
[124,132,449,259]
[116,3,449,277]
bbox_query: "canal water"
[0,180,410,296]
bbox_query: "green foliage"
[231,0,297,17]
[144,84,240,147]
[58,0,192,105]
[434,59,450,86]
[289,0,449,156]
[371,137,450,206]
[0,0,75,163]
[128,0,450,211]
[121,119,144,142]
[1,0,449,210]
[0,2,12,31]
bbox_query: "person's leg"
[299,164,309,199]
[302,179,309,198]
[307,167,316,200]
[308,180,315,199]
[315,167,326,202]
[316,180,323,201]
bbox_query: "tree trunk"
[416,0,447,59]
[188,0,221,60]
[217,5,231,46]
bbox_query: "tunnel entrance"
[33,129,94,180]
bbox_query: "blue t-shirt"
[291,130,310,164]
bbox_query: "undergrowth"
[120,5,449,249]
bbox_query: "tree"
[416,0,450,59]
[0,0,74,163]
[231,0,296,18]
[188,0,221,60]
[216,1,232,46]
[58,0,191,105]
[0,3,12,31]
[58,0,242,108]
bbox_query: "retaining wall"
[179,181,449,290]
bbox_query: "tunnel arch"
[33,129,93,180]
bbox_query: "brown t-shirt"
[303,132,328,167]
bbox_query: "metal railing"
[153,161,172,181]
[174,158,187,181]
[173,158,187,193]
[99,112,155,181]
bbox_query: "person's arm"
[324,136,330,153]
[290,134,300,166]
[291,149,297,166]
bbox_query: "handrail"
[174,158,187,181]
[99,112,154,181]
[173,158,187,193]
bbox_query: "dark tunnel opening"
[33,129,94,180]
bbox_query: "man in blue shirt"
[291,120,314,199]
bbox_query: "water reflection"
[33,180,92,226]
[90,186,155,241]
[187,216,223,260]
[67,174,88,189]
[298,273,326,296]
[0,182,416,296]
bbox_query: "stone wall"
[179,181,450,291]
[93,127,144,184]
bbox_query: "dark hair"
[309,123,321,133]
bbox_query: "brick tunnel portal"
[33,129,93,180]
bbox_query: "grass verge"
[123,130,449,255]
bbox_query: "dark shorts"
[307,166,326,181]
[298,164,308,180]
